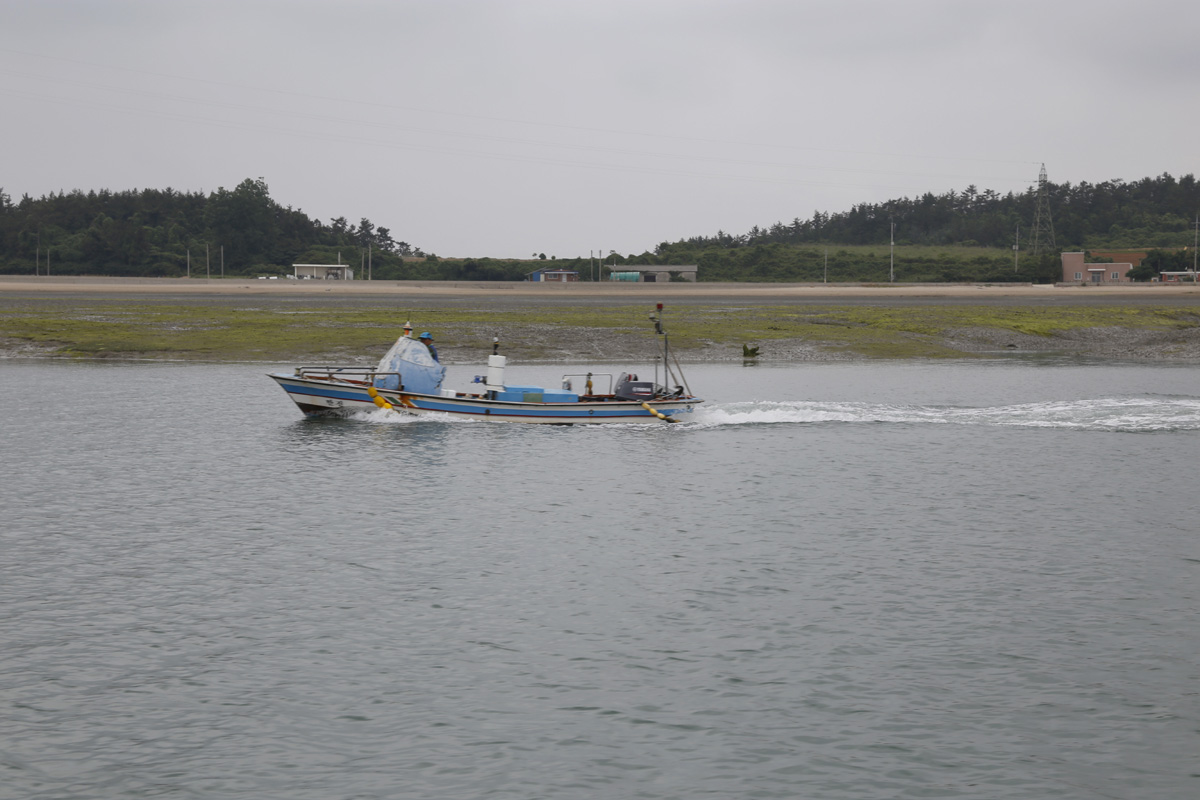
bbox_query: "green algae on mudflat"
[0,301,1196,360]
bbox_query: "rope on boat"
[642,402,678,423]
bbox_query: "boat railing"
[561,372,614,395]
[295,366,401,386]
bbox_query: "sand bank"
[4,275,1200,304]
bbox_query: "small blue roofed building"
[526,268,579,282]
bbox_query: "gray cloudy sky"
[2,0,1196,258]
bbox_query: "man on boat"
[419,331,439,362]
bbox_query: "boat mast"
[662,304,670,390]
[663,306,673,389]
[651,302,676,394]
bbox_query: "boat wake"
[348,408,489,424]
[686,396,1200,432]
[349,407,425,424]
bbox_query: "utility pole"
[220,246,224,278]
[368,243,372,280]
[824,248,828,283]
[889,220,895,282]
[1014,224,1020,273]
[35,230,40,277]
[206,243,210,280]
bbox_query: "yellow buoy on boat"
[367,386,393,410]
[641,402,677,423]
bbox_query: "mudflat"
[2,276,1199,362]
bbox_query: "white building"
[293,264,354,280]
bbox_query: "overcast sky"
[2,1,1196,258]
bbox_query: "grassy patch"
[0,304,502,359]
[1,300,1196,360]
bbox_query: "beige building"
[1060,252,1132,284]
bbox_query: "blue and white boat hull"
[270,372,385,416]
[271,305,701,424]
[269,372,700,424]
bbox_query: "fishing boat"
[268,303,702,424]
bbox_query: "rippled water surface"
[3,359,1199,799]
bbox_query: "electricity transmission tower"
[1029,163,1056,256]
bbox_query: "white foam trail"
[348,407,483,424]
[348,407,422,424]
[685,397,1200,432]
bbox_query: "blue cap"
[419,332,432,339]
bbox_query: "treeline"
[3,173,1197,282]
[429,169,1200,281]
[648,243,1063,284]
[0,178,431,278]
[664,172,1199,252]
[644,172,1199,282]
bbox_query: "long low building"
[605,264,698,283]
[293,264,354,280]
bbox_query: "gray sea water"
[2,358,1199,800]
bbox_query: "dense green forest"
[0,178,441,280]
[652,172,1199,283]
[2,173,1196,282]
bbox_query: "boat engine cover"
[614,374,656,401]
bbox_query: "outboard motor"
[614,372,657,401]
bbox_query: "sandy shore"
[5,275,1200,304]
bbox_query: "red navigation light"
[656,303,663,310]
